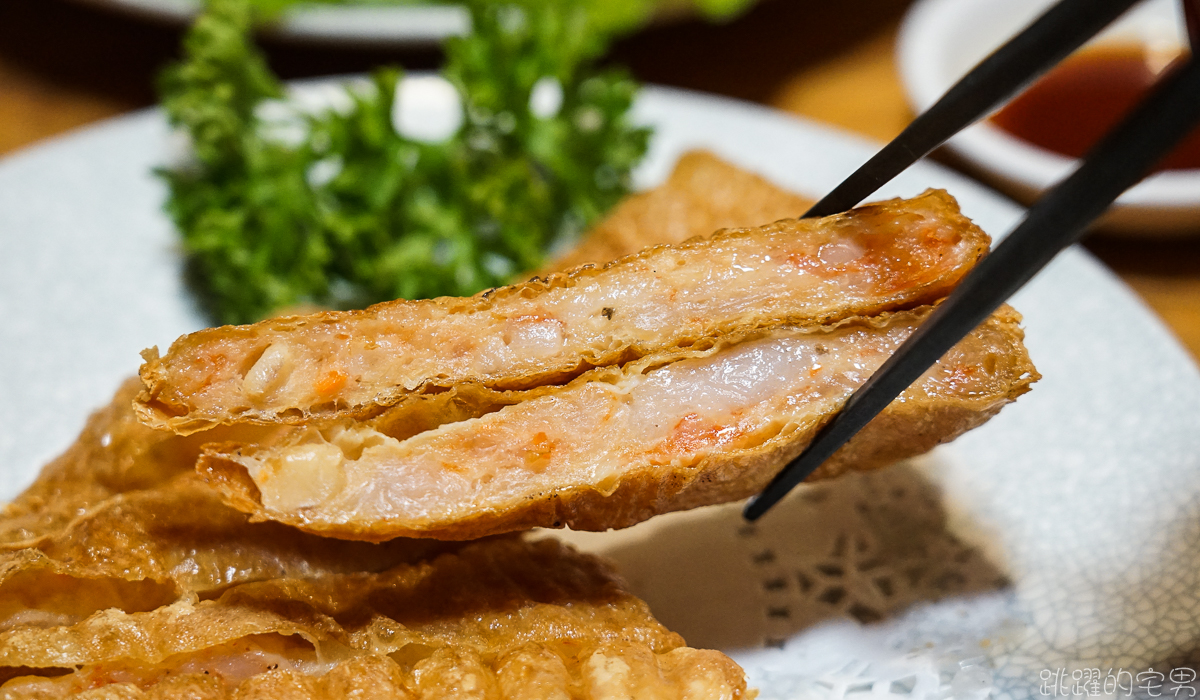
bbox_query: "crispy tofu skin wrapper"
[1,478,464,602]
[1,383,745,698]
[0,381,470,615]
[198,305,1038,541]
[137,189,989,434]
[0,378,269,546]
[548,149,814,271]
[0,538,748,700]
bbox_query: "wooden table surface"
[2,0,1199,359]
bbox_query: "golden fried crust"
[0,378,276,548]
[547,149,814,271]
[0,378,187,545]
[2,477,464,598]
[0,391,748,696]
[0,647,746,699]
[197,306,1038,541]
[137,190,989,434]
[0,381,469,608]
[0,539,749,699]
[0,549,179,634]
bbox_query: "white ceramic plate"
[2,86,1200,699]
[72,0,469,45]
[897,0,1200,236]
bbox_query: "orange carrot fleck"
[315,370,347,395]
[523,432,554,470]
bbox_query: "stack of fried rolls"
[0,151,1036,699]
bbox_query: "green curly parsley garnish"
[158,0,651,325]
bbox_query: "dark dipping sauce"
[991,45,1200,173]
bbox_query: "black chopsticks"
[804,0,1141,219]
[744,0,1200,521]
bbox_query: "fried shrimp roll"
[138,190,989,433]
[198,306,1037,541]
[0,382,468,608]
[0,538,748,700]
[548,149,815,271]
[0,378,267,546]
[1,388,746,699]
[1,478,465,607]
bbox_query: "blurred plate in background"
[898,0,1200,236]
[71,0,469,45]
[66,0,717,46]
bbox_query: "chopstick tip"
[742,486,783,521]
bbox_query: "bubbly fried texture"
[1,479,464,607]
[198,306,1038,541]
[0,538,748,699]
[1,385,747,698]
[0,380,471,616]
[137,190,989,433]
[0,549,178,635]
[0,378,263,546]
[548,150,814,271]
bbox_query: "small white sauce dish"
[897,0,1200,236]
